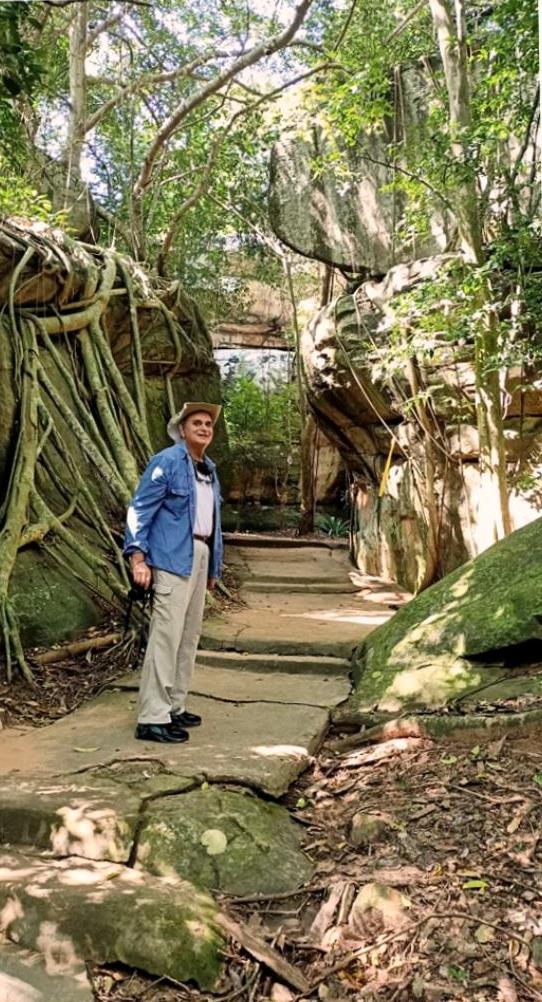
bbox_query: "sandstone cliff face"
[301,256,542,591]
[269,67,454,275]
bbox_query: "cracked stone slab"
[0,851,224,989]
[0,690,329,797]
[0,942,93,1001]
[0,777,140,862]
[137,787,313,896]
[108,664,351,708]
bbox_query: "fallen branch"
[216,912,310,993]
[34,631,122,665]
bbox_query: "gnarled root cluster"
[0,219,218,680]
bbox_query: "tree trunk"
[66,1,88,187]
[298,412,318,536]
[428,0,511,544]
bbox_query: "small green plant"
[316,514,349,538]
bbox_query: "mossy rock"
[348,517,542,715]
[0,852,224,989]
[10,547,102,647]
[136,786,313,895]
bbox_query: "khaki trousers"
[138,540,209,724]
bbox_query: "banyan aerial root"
[0,219,217,679]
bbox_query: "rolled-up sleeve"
[124,456,169,557]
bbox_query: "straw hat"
[167,401,222,442]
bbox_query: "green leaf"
[462,878,488,892]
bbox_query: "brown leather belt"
[194,534,210,543]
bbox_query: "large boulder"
[346,516,542,718]
[269,68,454,274]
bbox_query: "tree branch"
[331,0,358,53]
[156,61,330,271]
[133,0,315,200]
[87,5,125,48]
[84,50,223,134]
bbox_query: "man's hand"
[207,577,218,591]
[131,553,152,591]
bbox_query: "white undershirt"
[194,477,214,537]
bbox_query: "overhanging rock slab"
[0,852,224,989]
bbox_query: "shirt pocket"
[165,479,191,517]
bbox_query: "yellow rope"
[378,438,395,498]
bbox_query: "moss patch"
[349,517,542,714]
[137,786,313,895]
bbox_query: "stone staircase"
[0,536,407,998]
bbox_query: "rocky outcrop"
[301,255,542,590]
[0,852,224,989]
[212,279,292,349]
[269,67,454,275]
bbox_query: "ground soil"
[84,723,542,1002]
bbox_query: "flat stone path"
[0,540,407,796]
[201,542,405,657]
[0,537,408,990]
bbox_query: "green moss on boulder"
[348,517,542,715]
[136,787,313,895]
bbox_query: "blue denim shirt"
[123,442,223,579]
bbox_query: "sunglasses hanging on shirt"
[193,458,213,483]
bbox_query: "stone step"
[195,649,351,675]
[224,532,348,550]
[240,580,357,594]
[199,631,356,659]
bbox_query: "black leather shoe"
[171,710,202,728]
[135,723,189,743]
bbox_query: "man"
[124,402,223,743]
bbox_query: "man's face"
[180,411,214,452]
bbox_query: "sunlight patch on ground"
[251,744,308,759]
[284,608,391,626]
[36,921,81,976]
[52,804,127,861]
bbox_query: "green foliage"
[315,514,349,537]
[0,2,43,102]
[0,1,44,165]
[0,169,56,223]
[223,362,300,498]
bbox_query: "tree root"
[0,225,201,680]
